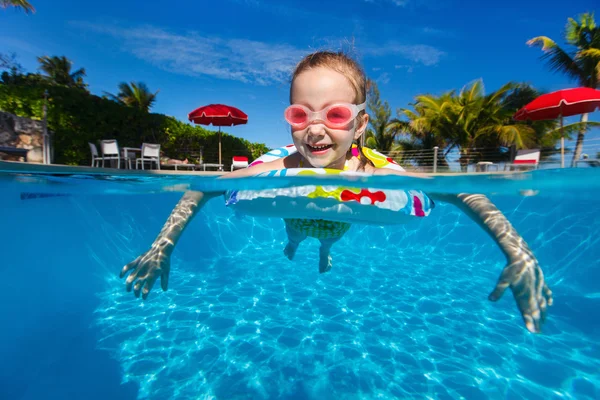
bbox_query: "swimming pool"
[0,165,598,399]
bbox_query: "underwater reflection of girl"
[120,51,552,334]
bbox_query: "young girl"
[120,51,552,334]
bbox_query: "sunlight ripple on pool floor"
[93,202,600,400]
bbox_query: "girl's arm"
[428,192,553,333]
[120,191,218,299]
[120,159,286,299]
[373,168,552,332]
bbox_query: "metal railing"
[374,139,600,173]
[194,140,600,174]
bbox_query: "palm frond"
[527,36,584,83]
[486,81,519,104]
[547,121,600,137]
[527,36,559,52]
[578,48,600,58]
[70,67,86,81]
[36,55,87,88]
[0,0,35,13]
[102,91,123,103]
[566,13,597,47]
[365,136,377,149]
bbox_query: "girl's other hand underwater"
[120,245,171,299]
[489,252,553,333]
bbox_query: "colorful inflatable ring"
[225,145,434,225]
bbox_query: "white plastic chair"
[231,156,249,171]
[100,139,122,169]
[136,143,161,170]
[88,142,101,167]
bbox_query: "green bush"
[0,79,269,167]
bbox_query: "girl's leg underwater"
[284,222,307,261]
[318,237,342,274]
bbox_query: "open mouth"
[306,144,333,153]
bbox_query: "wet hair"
[290,51,373,171]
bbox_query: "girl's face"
[289,67,368,169]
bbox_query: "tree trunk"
[571,113,588,167]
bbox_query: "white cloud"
[376,72,391,84]
[364,0,410,6]
[364,43,444,66]
[395,64,414,73]
[421,27,444,35]
[1,37,45,57]
[72,22,444,87]
[72,22,306,85]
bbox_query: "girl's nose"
[306,122,326,138]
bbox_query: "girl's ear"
[354,113,369,140]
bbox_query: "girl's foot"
[319,253,332,273]
[284,242,298,260]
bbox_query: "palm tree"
[37,56,86,88]
[364,79,403,151]
[527,12,600,166]
[1,0,34,13]
[400,80,538,171]
[105,82,159,112]
[395,93,454,169]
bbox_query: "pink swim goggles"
[284,102,366,129]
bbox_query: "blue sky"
[1,0,598,152]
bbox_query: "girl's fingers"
[133,280,144,298]
[142,277,157,300]
[488,279,509,302]
[543,284,553,306]
[120,257,141,278]
[125,272,139,292]
[161,271,169,291]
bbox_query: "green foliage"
[0,52,23,75]
[527,11,599,88]
[0,0,34,13]
[0,78,268,167]
[364,79,403,152]
[104,81,159,112]
[37,56,87,90]
[528,12,600,165]
[399,80,559,170]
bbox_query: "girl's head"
[287,51,369,169]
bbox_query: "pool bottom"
[95,232,599,400]
[1,186,598,400]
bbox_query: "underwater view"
[0,168,599,400]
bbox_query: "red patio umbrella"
[513,87,600,168]
[188,104,248,169]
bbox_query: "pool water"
[0,168,599,399]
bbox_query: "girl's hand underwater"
[119,190,215,299]
[120,243,171,300]
[489,252,553,334]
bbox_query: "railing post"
[433,146,438,173]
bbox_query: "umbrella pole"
[218,126,222,170]
[560,115,564,168]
